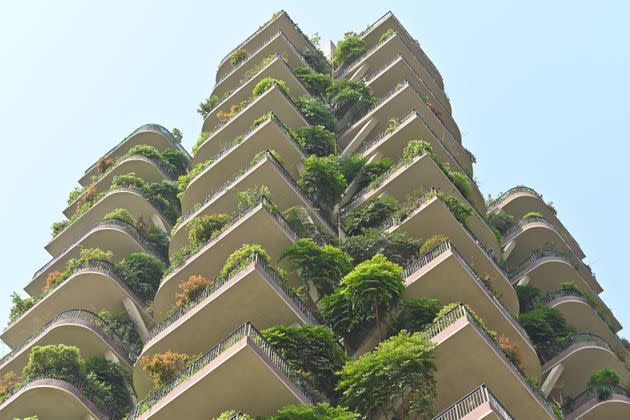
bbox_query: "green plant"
[22,344,82,379]
[197,95,219,118]
[302,49,330,74]
[83,356,133,413]
[171,128,182,142]
[292,67,332,98]
[299,155,347,210]
[342,227,420,266]
[356,157,395,189]
[340,155,367,184]
[337,330,436,419]
[343,197,399,235]
[251,112,273,127]
[552,403,564,419]
[295,96,337,131]
[103,208,135,224]
[220,244,271,277]
[589,367,620,387]
[117,253,166,302]
[161,149,189,177]
[252,77,289,97]
[523,211,544,219]
[515,284,541,312]
[326,79,377,120]
[391,298,441,335]
[403,139,433,161]
[440,193,473,224]
[321,289,361,345]
[487,210,515,233]
[178,159,213,192]
[384,117,400,135]
[435,303,498,341]
[97,310,142,355]
[215,411,253,420]
[519,306,575,356]
[332,33,367,67]
[419,234,449,255]
[66,186,85,204]
[379,28,395,43]
[447,170,472,198]
[235,185,272,211]
[187,213,231,247]
[291,125,335,157]
[272,403,358,420]
[262,325,346,401]
[140,351,195,389]
[229,48,248,67]
[191,132,210,156]
[499,335,523,370]
[8,292,39,322]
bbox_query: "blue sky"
[0,1,628,353]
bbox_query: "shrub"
[216,411,253,420]
[141,351,195,389]
[171,128,182,142]
[523,211,544,219]
[519,306,575,356]
[143,225,170,255]
[272,403,358,420]
[379,28,395,43]
[187,213,231,247]
[419,234,449,255]
[252,77,289,97]
[117,253,166,302]
[251,112,273,128]
[0,371,17,395]
[235,185,272,211]
[96,157,114,175]
[103,208,135,224]
[342,227,419,266]
[51,220,70,236]
[229,48,248,67]
[499,335,522,369]
[340,155,367,184]
[197,95,219,118]
[588,367,620,387]
[220,244,271,277]
[293,67,332,98]
[333,33,367,67]
[191,132,210,156]
[391,298,441,335]
[515,284,541,312]
[299,155,346,210]
[448,170,472,198]
[326,79,377,120]
[302,49,330,73]
[67,186,85,204]
[98,310,142,355]
[295,96,337,131]
[215,100,248,123]
[8,291,39,321]
[384,117,400,135]
[178,159,213,192]
[403,139,433,161]
[441,193,473,224]
[291,125,335,157]
[354,157,394,190]
[75,185,98,213]
[176,275,212,307]
[22,344,82,379]
[161,149,189,177]
[127,144,162,161]
[343,197,399,235]
[83,356,133,412]
[43,271,64,293]
[487,210,515,233]
[65,248,115,273]
[321,289,361,340]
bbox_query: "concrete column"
[517,275,531,286]
[503,240,516,260]
[349,64,368,81]
[123,297,149,343]
[341,117,379,157]
[104,349,119,363]
[541,363,565,397]
[321,40,335,61]
[366,151,383,163]
[150,213,167,233]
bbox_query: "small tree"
[299,155,347,210]
[117,253,166,302]
[391,298,441,335]
[176,275,212,307]
[342,227,419,266]
[589,368,621,400]
[291,125,335,157]
[220,244,271,277]
[141,351,195,389]
[343,197,399,235]
[519,306,575,357]
[295,96,337,131]
[187,213,231,247]
[197,95,219,118]
[326,79,376,120]
[333,33,367,67]
[341,254,404,340]
[337,330,436,419]
[515,284,541,312]
[171,128,183,142]
[252,77,289,97]
[272,403,358,419]
[321,289,361,353]
[293,67,332,98]
[22,344,83,379]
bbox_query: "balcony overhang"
[67,156,170,218]
[215,12,317,83]
[212,32,310,101]
[200,84,308,155]
[435,385,514,420]
[358,12,444,92]
[203,57,309,135]
[184,118,305,213]
[389,196,518,314]
[171,156,335,255]
[432,314,554,419]
[0,378,106,420]
[131,336,312,419]
[81,128,180,187]
[155,205,296,320]
[511,254,581,289]
[404,247,539,378]
[565,389,630,420]
[134,260,316,398]
[46,189,172,258]
[2,268,150,348]
[503,221,571,267]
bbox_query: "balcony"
[154,200,298,319]
[2,261,151,349]
[133,253,319,397]
[215,11,327,83]
[28,218,166,297]
[434,384,514,420]
[501,217,601,293]
[336,31,449,117]
[362,54,460,144]
[425,304,554,419]
[200,83,308,156]
[46,188,173,257]
[0,309,138,380]
[67,155,174,219]
[212,31,313,101]
[357,11,444,92]
[202,55,310,136]
[562,385,630,419]
[488,186,586,260]
[541,290,627,359]
[127,322,318,419]
[81,124,189,187]
[0,375,111,420]
[383,191,518,314]
[540,333,630,399]
[183,116,305,214]
[171,152,336,255]
[403,241,539,378]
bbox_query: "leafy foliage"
[291,125,335,157]
[326,79,377,120]
[178,159,213,192]
[229,48,248,67]
[197,95,219,118]
[293,67,332,98]
[117,252,166,302]
[140,351,195,389]
[342,227,419,266]
[252,77,289,97]
[391,298,441,335]
[295,96,337,131]
[418,234,449,255]
[191,132,210,156]
[340,156,367,185]
[515,284,541,312]
[523,211,544,219]
[98,310,142,355]
[103,208,135,224]
[302,50,330,74]
[333,33,367,67]
[271,403,358,419]
[8,292,39,322]
[354,157,395,190]
[379,28,395,43]
[343,197,399,235]
[187,213,231,248]
[220,244,271,277]
[176,275,212,307]
[519,306,575,357]
[299,155,347,210]
[282,206,335,245]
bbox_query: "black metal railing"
[508,248,572,283]
[487,186,542,210]
[562,385,629,416]
[539,333,612,364]
[501,216,556,245]
[434,384,514,420]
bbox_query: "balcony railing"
[539,289,585,306]
[487,185,542,211]
[148,252,321,341]
[335,30,397,78]
[35,217,167,282]
[562,385,629,416]
[0,309,140,368]
[434,384,514,420]
[127,322,319,419]
[84,124,190,176]
[508,248,572,283]
[501,216,556,245]
[539,333,612,364]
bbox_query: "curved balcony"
[0,309,138,380]
[383,191,518,314]
[434,384,514,420]
[171,152,336,255]
[357,11,444,91]
[488,186,586,260]
[563,385,630,419]
[127,322,318,419]
[215,11,327,83]
[336,31,449,117]
[81,124,189,187]
[541,290,628,363]
[184,116,304,213]
[200,82,308,156]
[203,55,310,137]
[541,333,630,398]
[425,304,554,419]
[355,109,470,179]
[212,31,312,101]
[67,155,174,219]
[402,241,538,378]
[2,261,151,348]
[154,199,298,319]
[46,188,173,257]
[134,253,319,398]
[0,375,111,420]
[28,218,166,296]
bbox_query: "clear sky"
[0,1,628,353]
